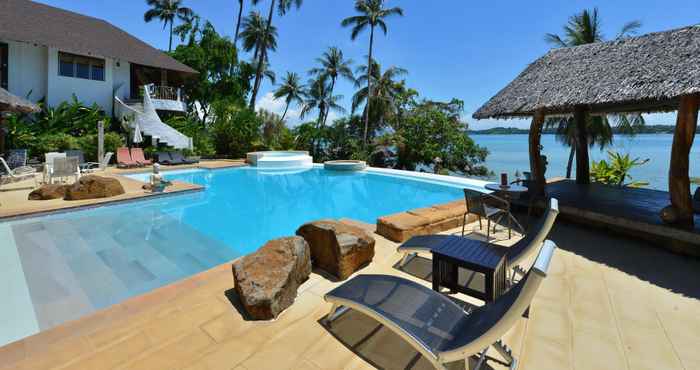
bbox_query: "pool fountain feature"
[246,151,313,169]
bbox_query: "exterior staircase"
[114,84,192,149]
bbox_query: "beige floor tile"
[60,333,151,370]
[121,331,214,370]
[11,335,93,370]
[179,331,268,370]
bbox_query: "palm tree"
[341,0,403,144]
[309,47,355,125]
[352,60,407,137]
[173,12,200,45]
[143,0,194,52]
[301,75,345,126]
[301,75,346,155]
[273,72,305,121]
[240,11,278,63]
[249,0,304,110]
[545,7,642,180]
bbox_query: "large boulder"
[28,185,69,200]
[64,175,125,201]
[296,220,375,280]
[232,236,311,320]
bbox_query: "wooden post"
[669,94,699,227]
[529,110,546,196]
[574,106,590,184]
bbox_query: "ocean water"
[472,134,700,190]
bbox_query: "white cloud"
[256,92,304,127]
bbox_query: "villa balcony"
[144,85,187,112]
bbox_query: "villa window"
[58,52,105,81]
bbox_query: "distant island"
[469,125,676,135]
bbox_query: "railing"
[142,85,182,102]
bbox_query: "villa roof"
[473,25,700,119]
[0,87,40,113]
[0,0,197,74]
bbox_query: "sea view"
[472,133,700,190]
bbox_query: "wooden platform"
[537,180,700,255]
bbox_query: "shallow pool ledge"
[0,224,39,347]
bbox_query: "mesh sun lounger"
[169,151,198,165]
[398,199,559,282]
[0,157,37,187]
[325,240,557,370]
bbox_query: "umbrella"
[0,87,39,114]
[132,122,143,145]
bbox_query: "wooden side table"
[431,237,507,302]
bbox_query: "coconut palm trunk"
[281,102,290,121]
[566,146,575,178]
[323,77,337,126]
[250,0,276,110]
[363,25,375,145]
[234,0,244,45]
[168,21,174,51]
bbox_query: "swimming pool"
[0,166,485,345]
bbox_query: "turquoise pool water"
[0,166,471,345]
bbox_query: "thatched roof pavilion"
[0,87,39,114]
[473,25,700,227]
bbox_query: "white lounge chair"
[0,157,38,187]
[399,198,559,283]
[81,152,113,173]
[325,240,557,370]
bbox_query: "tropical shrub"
[34,96,109,136]
[33,133,79,155]
[165,115,216,157]
[210,103,262,158]
[391,99,489,176]
[590,151,649,187]
[76,132,125,162]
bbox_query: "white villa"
[0,0,197,148]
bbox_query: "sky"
[36,0,700,128]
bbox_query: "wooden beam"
[669,94,699,227]
[574,106,590,184]
[529,110,546,196]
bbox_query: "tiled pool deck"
[0,220,698,370]
[0,160,246,220]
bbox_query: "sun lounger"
[117,147,139,168]
[155,152,173,165]
[0,157,37,187]
[130,147,152,166]
[79,152,113,173]
[325,240,557,370]
[169,151,198,165]
[399,199,559,282]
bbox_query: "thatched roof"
[473,25,700,119]
[0,87,39,113]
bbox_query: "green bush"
[76,132,125,162]
[33,133,79,155]
[210,104,262,158]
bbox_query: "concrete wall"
[112,59,130,101]
[3,39,47,102]
[46,47,114,113]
